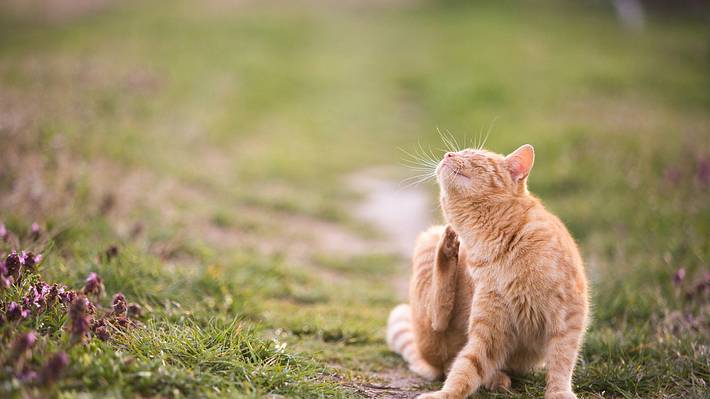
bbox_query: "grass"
[1,0,708,398]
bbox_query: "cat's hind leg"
[429,225,460,332]
[389,224,462,381]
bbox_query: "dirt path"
[349,167,434,298]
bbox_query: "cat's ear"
[505,144,535,182]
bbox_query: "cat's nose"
[445,152,456,158]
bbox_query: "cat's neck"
[443,193,537,264]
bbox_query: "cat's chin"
[437,176,466,196]
[438,184,469,204]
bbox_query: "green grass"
[1,0,708,398]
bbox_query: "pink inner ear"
[509,160,527,180]
[506,145,534,181]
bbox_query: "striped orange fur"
[388,144,589,399]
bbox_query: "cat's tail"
[386,303,441,381]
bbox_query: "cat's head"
[436,144,535,202]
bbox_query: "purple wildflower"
[29,284,41,302]
[21,291,39,314]
[83,272,104,297]
[30,222,41,241]
[127,303,143,318]
[35,281,50,297]
[113,315,131,330]
[87,300,96,314]
[23,282,50,311]
[6,251,22,279]
[17,368,38,383]
[68,296,91,344]
[112,292,127,315]
[0,276,11,290]
[94,325,110,341]
[21,251,41,271]
[40,352,69,385]
[59,290,77,305]
[11,331,38,357]
[47,284,64,306]
[21,297,34,316]
[91,317,106,330]
[7,301,29,321]
[673,268,686,285]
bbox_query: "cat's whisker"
[426,147,441,164]
[403,143,438,164]
[475,124,484,150]
[401,159,436,167]
[464,135,473,150]
[444,129,461,152]
[437,127,457,153]
[400,162,437,173]
[450,169,459,183]
[400,156,437,167]
[417,141,440,165]
[479,116,498,150]
[400,172,435,184]
[398,146,429,162]
[401,166,437,175]
[400,162,436,173]
[398,147,438,169]
[401,166,435,174]
[399,172,437,190]
[443,167,458,185]
[401,168,437,179]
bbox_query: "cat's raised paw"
[439,225,460,259]
[545,391,577,399]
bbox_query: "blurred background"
[0,0,708,398]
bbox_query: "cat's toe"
[484,370,511,391]
[440,225,460,257]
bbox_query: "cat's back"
[516,198,584,274]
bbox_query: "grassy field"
[1,0,708,398]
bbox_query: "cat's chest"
[468,265,550,323]
[466,258,516,288]
[469,265,544,310]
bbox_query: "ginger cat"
[387,144,589,399]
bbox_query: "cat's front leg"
[417,296,511,399]
[544,310,586,399]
